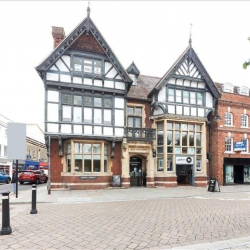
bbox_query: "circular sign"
[186,157,192,163]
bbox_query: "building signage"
[176,156,193,165]
[79,176,97,180]
[234,141,246,151]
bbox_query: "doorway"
[130,157,145,187]
[234,165,244,184]
[176,165,193,185]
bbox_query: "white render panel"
[191,107,196,116]
[104,80,114,88]
[116,75,122,80]
[168,105,175,114]
[115,82,125,90]
[198,108,204,117]
[94,79,102,87]
[49,65,58,71]
[84,126,92,135]
[55,59,69,72]
[73,77,82,84]
[84,78,92,85]
[184,80,190,87]
[191,82,197,88]
[106,67,118,78]
[115,98,124,109]
[206,92,213,108]
[168,78,176,85]
[47,90,59,102]
[47,103,58,122]
[198,82,205,88]
[115,110,124,126]
[94,126,102,135]
[115,128,124,137]
[46,73,58,81]
[105,62,112,73]
[62,55,71,68]
[74,125,82,134]
[61,124,71,133]
[47,124,59,133]
[104,127,113,136]
[158,87,165,102]
[176,79,183,86]
[176,106,182,115]
[60,74,71,83]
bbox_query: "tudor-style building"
[148,43,220,187]
[36,8,221,189]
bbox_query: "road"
[0,182,47,193]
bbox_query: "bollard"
[30,184,38,214]
[1,191,12,235]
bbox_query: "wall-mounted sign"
[176,156,193,165]
[79,176,97,180]
[234,140,246,151]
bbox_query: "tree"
[243,38,250,69]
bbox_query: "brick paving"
[1,198,250,249]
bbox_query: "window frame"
[224,112,233,126]
[225,137,233,153]
[241,114,248,128]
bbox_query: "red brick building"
[210,83,250,185]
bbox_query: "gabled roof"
[35,9,132,86]
[148,46,221,99]
[127,62,140,77]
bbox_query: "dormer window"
[222,83,234,93]
[130,74,137,86]
[237,86,249,96]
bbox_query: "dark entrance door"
[234,165,244,184]
[176,165,193,185]
[130,157,142,186]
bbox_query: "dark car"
[0,172,11,184]
[19,170,48,185]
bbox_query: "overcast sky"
[0,1,250,130]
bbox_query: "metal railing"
[124,127,156,141]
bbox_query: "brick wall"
[211,91,250,185]
[111,141,122,175]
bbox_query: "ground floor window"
[65,141,109,173]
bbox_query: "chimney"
[52,26,66,49]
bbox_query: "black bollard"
[30,184,38,214]
[1,191,12,235]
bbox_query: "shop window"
[66,142,108,173]
[167,155,173,171]
[244,165,250,183]
[225,112,233,126]
[241,114,248,128]
[225,165,234,183]
[196,156,202,171]
[225,137,233,153]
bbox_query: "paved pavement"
[0,185,250,249]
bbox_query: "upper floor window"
[237,86,249,96]
[225,137,233,153]
[130,75,137,86]
[225,112,233,126]
[222,83,234,93]
[4,146,7,157]
[73,56,101,75]
[168,88,203,106]
[241,114,248,128]
[127,106,142,128]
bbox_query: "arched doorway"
[130,156,146,187]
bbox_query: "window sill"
[241,152,250,154]
[224,125,235,128]
[240,127,249,129]
[224,152,235,154]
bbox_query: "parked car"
[19,170,48,185]
[0,172,11,184]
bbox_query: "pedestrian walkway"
[4,184,250,205]
[1,185,250,249]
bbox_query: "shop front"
[224,158,250,185]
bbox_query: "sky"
[0,1,250,131]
